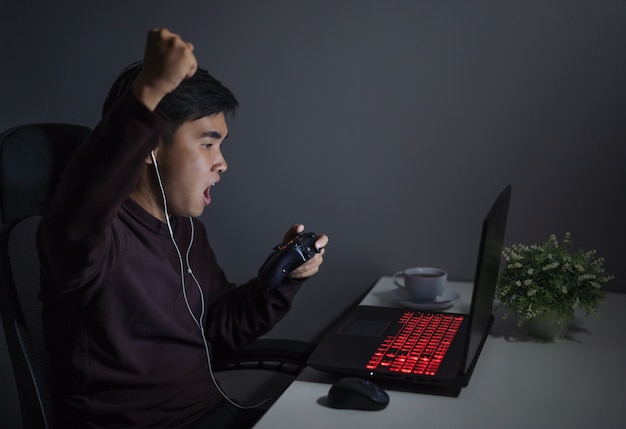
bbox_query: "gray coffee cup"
[392,267,447,302]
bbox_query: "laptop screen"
[462,185,510,374]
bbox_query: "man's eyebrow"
[201,130,229,140]
[201,130,224,139]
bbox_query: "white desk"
[255,277,626,429]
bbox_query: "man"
[37,28,328,428]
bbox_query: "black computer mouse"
[327,377,390,411]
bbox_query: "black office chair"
[0,123,313,429]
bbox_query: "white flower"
[542,262,559,271]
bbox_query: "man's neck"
[130,186,167,223]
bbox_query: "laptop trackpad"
[338,318,390,338]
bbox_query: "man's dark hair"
[102,61,239,139]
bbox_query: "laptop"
[308,185,511,388]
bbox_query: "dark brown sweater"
[37,91,301,428]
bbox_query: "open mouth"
[204,180,219,206]
[203,186,212,205]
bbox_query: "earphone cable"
[151,152,272,410]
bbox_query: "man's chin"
[190,205,208,218]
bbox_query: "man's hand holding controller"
[259,224,328,290]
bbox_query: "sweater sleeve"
[38,91,169,292]
[205,278,303,349]
[187,220,303,349]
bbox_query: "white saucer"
[389,287,460,310]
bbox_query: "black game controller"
[259,232,320,290]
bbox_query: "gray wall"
[1,1,625,427]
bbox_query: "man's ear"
[146,150,156,165]
[146,142,163,165]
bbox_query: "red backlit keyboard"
[366,311,464,376]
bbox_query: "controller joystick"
[259,232,320,290]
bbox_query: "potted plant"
[495,232,613,339]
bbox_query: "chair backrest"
[0,123,91,429]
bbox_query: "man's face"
[153,112,228,218]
